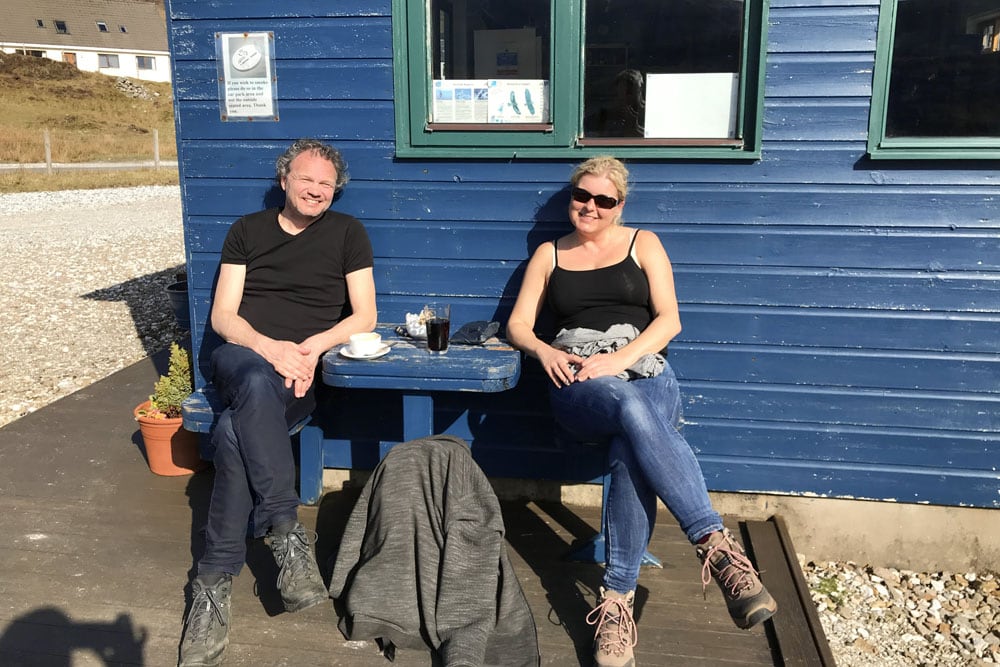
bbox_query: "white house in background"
[0,0,170,82]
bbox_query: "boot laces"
[700,536,759,598]
[269,525,318,591]
[585,592,637,656]
[185,584,227,644]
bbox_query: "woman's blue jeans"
[197,343,316,576]
[548,363,723,593]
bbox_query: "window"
[137,56,155,70]
[36,19,45,28]
[98,53,120,69]
[868,0,1000,159]
[54,20,68,34]
[16,49,45,58]
[393,0,769,158]
[96,21,109,33]
[120,25,128,33]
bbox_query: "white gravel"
[0,186,185,427]
[0,185,996,666]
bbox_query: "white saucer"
[339,344,391,360]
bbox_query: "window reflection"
[886,0,1000,138]
[583,0,744,139]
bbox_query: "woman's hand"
[538,347,585,387]
[574,350,630,382]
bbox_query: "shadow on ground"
[82,265,186,357]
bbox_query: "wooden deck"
[0,350,830,666]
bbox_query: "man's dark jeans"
[197,343,316,576]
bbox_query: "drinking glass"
[423,303,451,353]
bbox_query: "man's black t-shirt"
[220,208,374,343]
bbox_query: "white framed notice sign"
[215,31,278,122]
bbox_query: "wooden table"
[296,328,521,503]
[321,330,520,440]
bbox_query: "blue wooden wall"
[165,0,1000,508]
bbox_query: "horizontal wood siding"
[166,0,1000,508]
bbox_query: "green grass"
[0,52,177,169]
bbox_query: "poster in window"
[215,32,278,122]
[433,80,490,123]
[487,79,548,123]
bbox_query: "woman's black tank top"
[547,229,653,333]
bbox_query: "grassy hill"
[0,52,178,192]
[0,52,176,164]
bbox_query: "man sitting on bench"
[179,139,377,667]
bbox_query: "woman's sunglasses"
[571,187,620,210]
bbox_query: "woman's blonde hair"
[570,155,629,201]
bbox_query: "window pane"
[886,0,1000,138]
[428,0,551,123]
[583,0,744,139]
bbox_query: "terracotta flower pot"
[134,401,206,476]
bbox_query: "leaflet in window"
[431,79,549,125]
[487,80,548,124]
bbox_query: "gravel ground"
[0,186,185,428]
[1,186,995,666]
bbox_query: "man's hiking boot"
[696,528,777,629]
[585,587,637,667]
[265,521,327,612]
[179,573,232,667]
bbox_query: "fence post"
[153,128,160,169]
[44,129,52,175]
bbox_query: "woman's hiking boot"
[178,573,232,667]
[265,521,328,612]
[586,587,637,667]
[696,528,777,629]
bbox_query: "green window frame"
[868,0,1000,160]
[392,0,770,159]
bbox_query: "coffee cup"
[348,332,382,356]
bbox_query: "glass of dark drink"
[423,303,451,353]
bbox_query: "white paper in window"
[644,73,738,139]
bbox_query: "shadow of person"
[81,266,186,357]
[0,607,147,665]
[312,486,363,584]
[491,184,570,332]
[500,499,605,664]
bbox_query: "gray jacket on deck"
[328,435,540,667]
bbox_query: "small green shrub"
[145,342,192,419]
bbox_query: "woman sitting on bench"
[506,156,776,667]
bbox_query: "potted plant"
[134,342,205,476]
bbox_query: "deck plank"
[0,351,820,666]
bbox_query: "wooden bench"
[180,385,313,491]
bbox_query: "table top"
[321,329,521,393]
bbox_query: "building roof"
[0,0,167,53]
